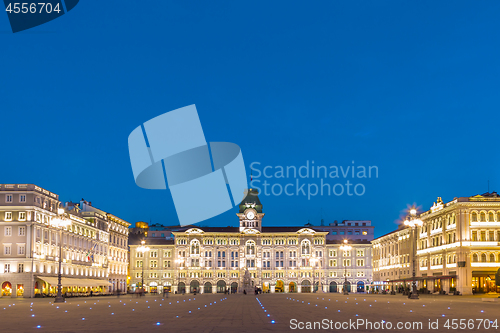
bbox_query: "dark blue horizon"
[1,1,499,238]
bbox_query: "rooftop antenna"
[320,208,324,226]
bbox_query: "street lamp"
[310,257,317,293]
[52,208,71,303]
[137,241,150,293]
[175,258,184,293]
[340,239,352,295]
[404,208,423,300]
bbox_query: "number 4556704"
[6,3,62,14]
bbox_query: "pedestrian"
[243,289,247,295]
[90,290,93,297]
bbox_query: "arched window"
[490,253,495,262]
[489,212,494,222]
[301,240,310,255]
[471,212,478,222]
[472,254,478,262]
[480,212,486,222]
[481,253,487,262]
[190,240,200,255]
[497,211,500,222]
[246,241,255,255]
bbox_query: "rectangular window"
[5,212,12,221]
[6,194,13,203]
[4,245,11,255]
[18,226,25,236]
[19,194,26,202]
[150,260,157,268]
[136,260,143,268]
[5,226,12,236]
[18,244,25,255]
[357,259,364,266]
[4,263,10,273]
[18,212,26,221]
[18,263,24,273]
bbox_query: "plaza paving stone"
[0,293,499,332]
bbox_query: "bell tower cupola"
[237,188,264,232]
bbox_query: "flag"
[86,243,97,261]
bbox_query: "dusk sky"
[1,1,500,237]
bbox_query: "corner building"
[372,193,500,295]
[129,189,372,294]
[0,184,129,298]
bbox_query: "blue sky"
[1,1,500,237]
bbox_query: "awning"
[37,276,112,287]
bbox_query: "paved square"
[1,293,499,332]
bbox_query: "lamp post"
[404,208,423,300]
[175,258,184,293]
[340,239,352,295]
[137,241,150,293]
[310,257,317,293]
[52,208,71,303]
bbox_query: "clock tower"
[237,188,264,232]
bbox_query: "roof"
[326,239,372,245]
[171,226,327,234]
[239,188,263,213]
[371,226,410,242]
[129,238,175,246]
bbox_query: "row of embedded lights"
[256,297,275,324]
[27,296,228,329]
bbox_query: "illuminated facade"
[373,193,500,295]
[372,225,413,292]
[0,184,128,298]
[78,200,130,293]
[129,189,372,294]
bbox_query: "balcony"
[71,260,92,267]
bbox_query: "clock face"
[246,211,255,220]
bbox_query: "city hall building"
[373,192,500,295]
[129,189,373,294]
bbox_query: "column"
[457,209,472,295]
